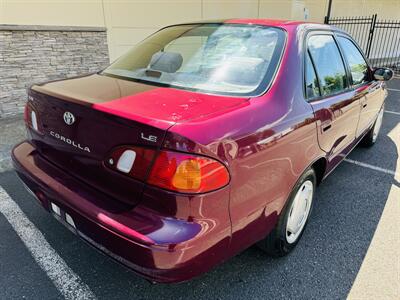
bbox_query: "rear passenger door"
[305,32,360,160]
[336,35,385,137]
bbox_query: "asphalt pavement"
[0,79,399,300]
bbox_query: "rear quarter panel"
[166,25,324,255]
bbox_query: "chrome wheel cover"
[286,180,314,244]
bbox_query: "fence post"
[324,0,333,24]
[366,14,377,58]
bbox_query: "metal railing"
[327,14,400,75]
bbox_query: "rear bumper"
[12,141,230,283]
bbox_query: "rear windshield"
[102,24,286,96]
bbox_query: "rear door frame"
[301,29,362,169]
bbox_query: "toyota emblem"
[63,111,75,125]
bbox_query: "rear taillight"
[25,103,42,133]
[147,151,230,193]
[24,104,29,122]
[107,148,230,194]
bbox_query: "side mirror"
[373,67,394,81]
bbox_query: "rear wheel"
[362,105,384,147]
[258,168,316,256]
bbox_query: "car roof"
[225,18,312,26]
[169,18,341,31]
[163,19,350,41]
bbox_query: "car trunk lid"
[27,90,167,207]
[26,74,248,206]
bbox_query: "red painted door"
[305,33,359,157]
[335,35,385,137]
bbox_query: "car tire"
[361,104,384,147]
[258,167,316,257]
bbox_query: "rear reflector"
[116,150,136,173]
[97,212,154,244]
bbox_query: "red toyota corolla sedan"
[12,19,392,283]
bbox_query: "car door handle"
[322,124,332,132]
[361,98,368,108]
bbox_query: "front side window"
[102,24,286,96]
[337,36,368,85]
[308,35,348,96]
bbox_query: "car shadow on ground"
[1,94,398,299]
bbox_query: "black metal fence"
[327,14,400,75]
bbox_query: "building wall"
[3,0,399,62]
[1,0,400,118]
[0,26,109,118]
[330,0,400,19]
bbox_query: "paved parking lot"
[0,80,399,300]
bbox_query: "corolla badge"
[63,111,75,125]
[50,131,91,153]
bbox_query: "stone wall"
[0,25,109,118]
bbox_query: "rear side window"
[337,36,368,85]
[308,35,348,96]
[305,51,321,99]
